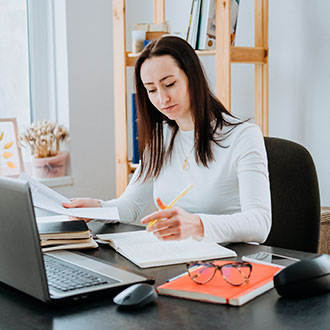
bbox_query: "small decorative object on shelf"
[132,29,146,54]
[131,22,170,54]
[18,120,70,179]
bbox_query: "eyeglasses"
[186,261,253,286]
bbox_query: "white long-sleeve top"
[102,119,271,244]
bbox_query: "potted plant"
[18,120,69,178]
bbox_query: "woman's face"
[140,55,193,130]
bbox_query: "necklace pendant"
[182,158,189,170]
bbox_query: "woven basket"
[319,207,330,254]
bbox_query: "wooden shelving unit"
[113,0,269,197]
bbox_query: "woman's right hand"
[62,198,101,209]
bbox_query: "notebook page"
[97,230,159,248]
[117,239,237,268]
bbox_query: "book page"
[98,230,237,268]
[97,230,159,248]
[120,240,236,267]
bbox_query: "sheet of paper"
[36,215,71,223]
[38,203,119,220]
[19,173,70,207]
[19,173,119,221]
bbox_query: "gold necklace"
[179,132,194,170]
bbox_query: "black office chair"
[263,137,320,253]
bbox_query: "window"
[0,0,69,126]
[0,0,31,129]
[0,0,69,164]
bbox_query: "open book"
[157,261,282,306]
[97,230,237,268]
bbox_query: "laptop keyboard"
[44,254,119,292]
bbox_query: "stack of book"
[37,220,98,252]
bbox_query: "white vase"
[32,151,68,179]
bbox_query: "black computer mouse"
[113,283,158,308]
[274,254,330,298]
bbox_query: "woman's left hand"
[140,198,204,240]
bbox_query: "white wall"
[55,0,115,200]
[232,0,330,206]
[57,0,330,207]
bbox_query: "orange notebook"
[157,261,282,306]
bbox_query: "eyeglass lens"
[221,264,251,286]
[187,263,216,284]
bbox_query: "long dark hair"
[134,36,242,181]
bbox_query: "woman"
[64,36,271,244]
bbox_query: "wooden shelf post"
[215,0,269,135]
[153,0,165,23]
[216,0,231,111]
[113,0,129,196]
[255,0,269,135]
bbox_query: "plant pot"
[32,151,68,179]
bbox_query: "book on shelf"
[197,0,240,50]
[230,0,240,45]
[186,0,202,49]
[157,260,282,306]
[197,0,216,50]
[37,220,98,252]
[131,93,140,164]
[185,0,194,44]
[133,22,170,34]
[97,230,237,268]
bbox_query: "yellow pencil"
[147,184,194,229]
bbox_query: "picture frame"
[0,118,24,177]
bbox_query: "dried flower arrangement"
[18,120,69,158]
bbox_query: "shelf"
[127,46,268,67]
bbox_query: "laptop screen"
[0,177,50,302]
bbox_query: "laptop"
[0,177,148,303]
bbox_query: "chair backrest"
[263,137,320,253]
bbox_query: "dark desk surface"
[1,223,329,330]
